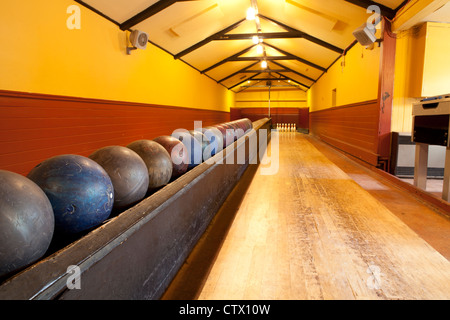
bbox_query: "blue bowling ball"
[27,154,114,235]
[201,127,223,158]
[172,130,203,169]
[189,130,211,161]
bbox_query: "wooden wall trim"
[309,99,379,114]
[0,90,229,175]
[0,90,230,113]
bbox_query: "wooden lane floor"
[162,132,450,300]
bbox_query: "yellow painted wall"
[419,22,450,97]
[0,0,234,112]
[392,28,418,133]
[235,88,307,109]
[308,42,380,112]
[392,22,450,133]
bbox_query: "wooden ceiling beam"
[120,0,198,31]
[263,42,327,72]
[201,45,256,74]
[250,77,289,81]
[239,69,287,73]
[174,18,247,59]
[217,61,259,83]
[274,72,310,89]
[229,56,297,62]
[270,60,316,83]
[344,0,396,19]
[228,74,261,90]
[218,31,306,40]
[258,14,344,54]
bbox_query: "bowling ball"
[202,127,223,157]
[0,170,55,278]
[27,154,114,235]
[227,122,244,140]
[234,120,248,133]
[126,140,173,190]
[189,130,211,161]
[172,130,203,169]
[153,136,189,178]
[89,146,149,209]
[214,124,234,147]
[242,118,253,131]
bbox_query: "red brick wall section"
[0,90,229,175]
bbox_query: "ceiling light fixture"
[246,0,258,20]
[246,7,256,20]
[256,44,264,55]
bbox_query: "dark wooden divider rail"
[0,118,272,300]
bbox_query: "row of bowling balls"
[0,118,252,278]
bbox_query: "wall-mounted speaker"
[352,23,377,46]
[127,30,149,55]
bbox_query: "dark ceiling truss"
[229,56,298,62]
[190,13,341,90]
[343,0,396,19]
[228,73,262,90]
[174,18,247,59]
[239,69,288,73]
[251,77,289,81]
[262,42,327,72]
[274,72,310,89]
[76,0,412,92]
[270,61,316,83]
[218,61,260,84]
[225,66,311,91]
[201,41,327,75]
[236,75,307,93]
[222,44,324,90]
[218,31,323,41]
[120,0,200,31]
[74,0,120,26]
[201,45,257,74]
[177,14,344,60]
[258,14,344,54]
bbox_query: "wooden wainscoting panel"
[0,90,229,175]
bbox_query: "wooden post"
[443,147,450,201]
[376,18,396,164]
[414,142,429,190]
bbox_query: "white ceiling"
[79,0,408,92]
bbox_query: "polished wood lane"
[166,132,450,300]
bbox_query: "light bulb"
[256,44,264,55]
[246,7,256,20]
